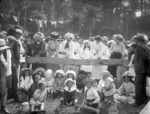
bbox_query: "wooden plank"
[26,57,128,65]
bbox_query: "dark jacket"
[134,42,149,74]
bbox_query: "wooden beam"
[26,57,128,66]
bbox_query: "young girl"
[98,71,116,103]
[82,78,100,114]
[18,68,33,101]
[51,69,65,99]
[20,68,33,91]
[34,67,46,80]
[63,78,76,106]
[114,71,135,104]
[80,40,93,72]
[65,70,76,84]
[30,82,47,112]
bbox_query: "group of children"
[18,67,136,114]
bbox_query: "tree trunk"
[24,8,27,29]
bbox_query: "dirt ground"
[5,92,145,114]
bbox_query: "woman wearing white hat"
[0,39,10,114]
[113,71,135,104]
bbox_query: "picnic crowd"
[0,25,150,114]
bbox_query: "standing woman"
[108,34,126,78]
[32,32,46,70]
[0,39,10,114]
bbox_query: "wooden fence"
[27,57,129,87]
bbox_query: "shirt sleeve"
[93,89,100,103]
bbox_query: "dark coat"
[134,42,149,74]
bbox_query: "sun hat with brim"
[65,78,75,85]
[0,33,7,40]
[7,35,16,42]
[84,40,90,46]
[50,32,60,39]
[65,70,76,79]
[64,32,74,40]
[34,67,46,76]
[21,68,33,76]
[15,28,23,35]
[82,78,96,85]
[53,69,65,79]
[0,39,10,51]
[122,71,134,78]
[132,34,148,42]
[101,71,113,77]
[113,34,124,42]
[95,35,102,41]
[33,32,45,41]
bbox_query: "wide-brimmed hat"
[15,28,23,35]
[7,28,17,37]
[7,35,16,42]
[21,68,33,76]
[65,78,75,85]
[113,34,124,42]
[0,33,7,39]
[64,32,74,40]
[101,71,112,77]
[122,71,134,78]
[132,33,148,42]
[34,32,45,41]
[95,35,102,41]
[65,70,76,79]
[34,67,46,76]
[50,32,60,39]
[82,78,96,85]
[84,40,90,46]
[53,69,65,78]
[0,39,10,51]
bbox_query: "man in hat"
[7,28,20,102]
[132,33,149,107]
[0,39,10,114]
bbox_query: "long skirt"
[108,52,122,78]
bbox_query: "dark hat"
[132,33,148,42]
[50,32,60,39]
[7,28,16,37]
[95,35,102,41]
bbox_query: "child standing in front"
[113,71,135,104]
[30,82,47,112]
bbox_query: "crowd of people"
[0,25,150,114]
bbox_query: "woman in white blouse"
[108,34,126,78]
[82,78,100,114]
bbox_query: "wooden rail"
[26,57,129,87]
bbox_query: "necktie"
[65,41,69,49]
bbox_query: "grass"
[5,92,145,114]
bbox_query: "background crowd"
[0,25,150,114]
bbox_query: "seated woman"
[18,68,33,102]
[63,78,76,106]
[30,82,47,112]
[114,71,135,104]
[51,69,65,99]
[81,78,100,114]
[28,74,41,99]
[98,71,116,103]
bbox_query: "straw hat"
[82,78,96,85]
[34,67,46,76]
[0,39,10,51]
[65,70,76,79]
[122,71,134,78]
[50,32,60,39]
[64,32,74,40]
[65,78,75,85]
[33,32,45,41]
[21,68,33,76]
[53,69,65,78]
[113,34,124,42]
[101,71,112,77]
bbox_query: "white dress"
[91,41,105,79]
[80,48,93,72]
